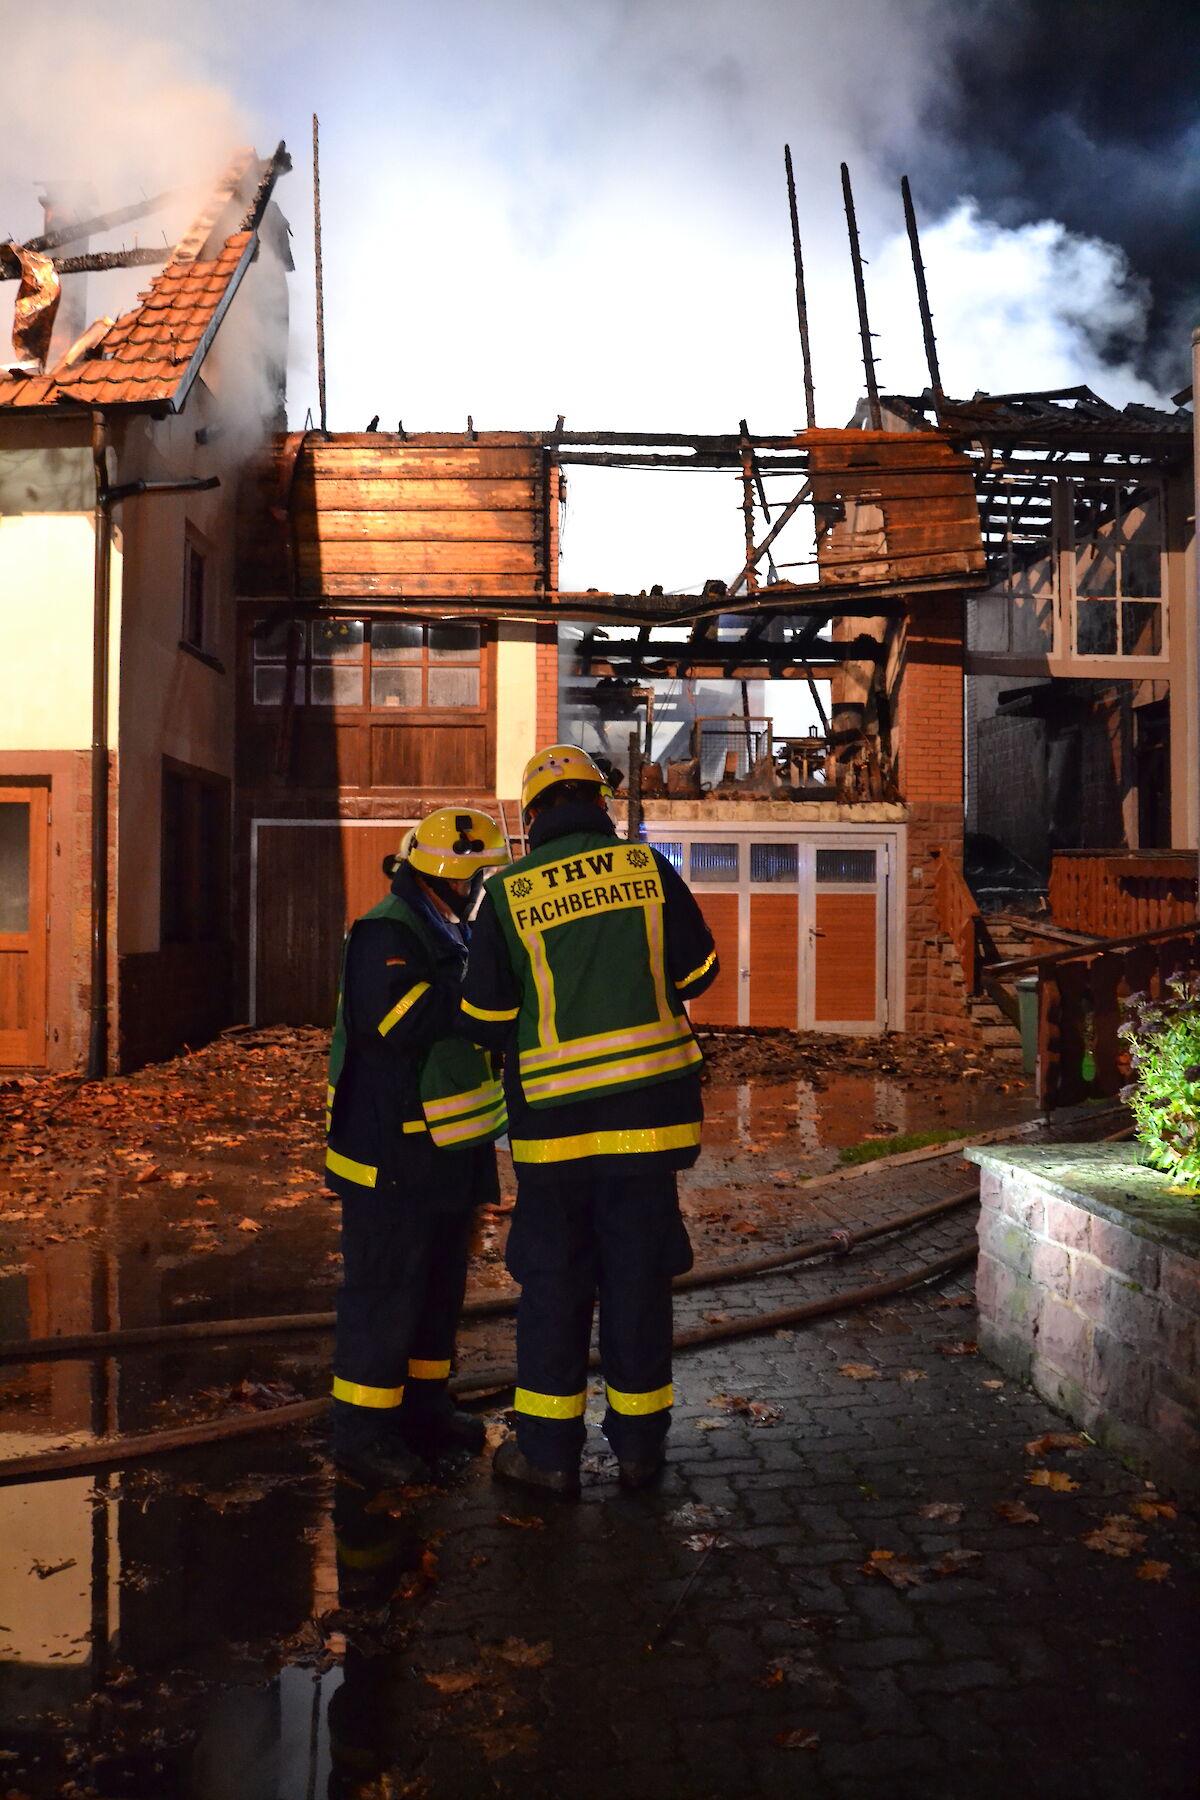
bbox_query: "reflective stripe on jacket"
[327,892,506,1188]
[484,835,702,1111]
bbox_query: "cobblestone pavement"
[327,1238,1200,1800]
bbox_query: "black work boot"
[404,1407,487,1457]
[617,1452,666,1491]
[492,1438,581,1500]
[334,1431,431,1489]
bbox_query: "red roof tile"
[0,230,253,411]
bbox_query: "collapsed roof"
[0,145,291,414]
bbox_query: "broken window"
[161,764,229,944]
[250,618,483,711]
[1072,482,1164,660]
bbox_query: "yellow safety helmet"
[520,744,609,814]
[405,808,509,880]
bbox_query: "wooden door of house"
[648,830,892,1033]
[0,787,49,1066]
[252,819,412,1025]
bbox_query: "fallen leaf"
[708,1394,783,1425]
[424,1668,483,1695]
[1026,1469,1079,1492]
[703,1311,731,1324]
[837,1364,880,1381]
[478,1723,539,1763]
[237,1217,262,1232]
[860,1550,923,1588]
[134,1165,162,1184]
[164,1171,190,1187]
[1135,1560,1171,1583]
[898,1368,928,1382]
[1082,1515,1146,1558]
[1024,1432,1088,1456]
[670,1502,730,1529]
[932,1295,974,1310]
[930,1548,983,1577]
[484,1419,510,1451]
[917,1502,964,1524]
[493,1636,553,1668]
[497,1513,545,1531]
[266,1197,302,1210]
[1129,1498,1177,1522]
[936,1340,978,1357]
[993,1500,1039,1525]
[694,1417,728,1432]
[761,1665,785,1687]
[981,1379,1005,1390]
[682,1532,729,1552]
[774,1728,820,1751]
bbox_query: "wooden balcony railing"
[989,921,1200,1111]
[1050,850,1197,939]
[931,848,998,996]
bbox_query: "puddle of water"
[702,1073,1036,1155]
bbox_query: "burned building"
[237,420,987,1043]
[0,148,293,1074]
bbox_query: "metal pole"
[840,162,882,430]
[784,145,817,429]
[88,413,112,1080]
[901,175,945,417]
[312,114,328,434]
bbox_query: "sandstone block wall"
[970,1150,1200,1499]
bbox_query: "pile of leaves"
[695,1028,1019,1089]
[1119,974,1200,1190]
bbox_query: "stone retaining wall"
[965,1143,1200,1500]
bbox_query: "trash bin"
[1016,976,1038,1077]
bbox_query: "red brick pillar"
[893,593,966,1033]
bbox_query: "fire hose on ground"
[0,1203,977,1486]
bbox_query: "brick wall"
[972,1151,1200,1500]
[535,624,558,745]
[891,591,972,1035]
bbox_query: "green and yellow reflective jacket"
[480,834,702,1111]
[327,894,505,1184]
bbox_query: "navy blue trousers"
[505,1169,693,1470]
[332,1183,477,1451]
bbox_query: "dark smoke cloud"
[903,0,1200,391]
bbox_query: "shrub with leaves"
[1119,973,1200,1189]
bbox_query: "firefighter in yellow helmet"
[461,746,719,1497]
[326,807,508,1487]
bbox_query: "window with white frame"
[1072,480,1164,658]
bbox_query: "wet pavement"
[1,1033,1196,1797]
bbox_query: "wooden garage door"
[812,842,880,1025]
[0,788,48,1066]
[686,891,740,1027]
[749,893,799,1028]
[253,821,409,1025]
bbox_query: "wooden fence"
[1050,851,1197,939]
[990,922,1200,1111]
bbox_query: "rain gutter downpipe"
[87,408,219,1080]
[89,410,113,1082]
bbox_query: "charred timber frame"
[257,426,988,629]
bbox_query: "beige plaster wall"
[0,512,122,749]
[495,622,540,799]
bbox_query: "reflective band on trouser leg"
[510,1122,701,1165]
[332,1376,405,1408]
[514,1387,587,1420]
[407,1358,451,1381]
[605,1382,673,1416]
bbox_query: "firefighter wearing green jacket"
[326,808,508,1487]
[461,745,719,1496]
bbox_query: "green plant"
[1119,973,1200,1189]
[837,1129,961,1166]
